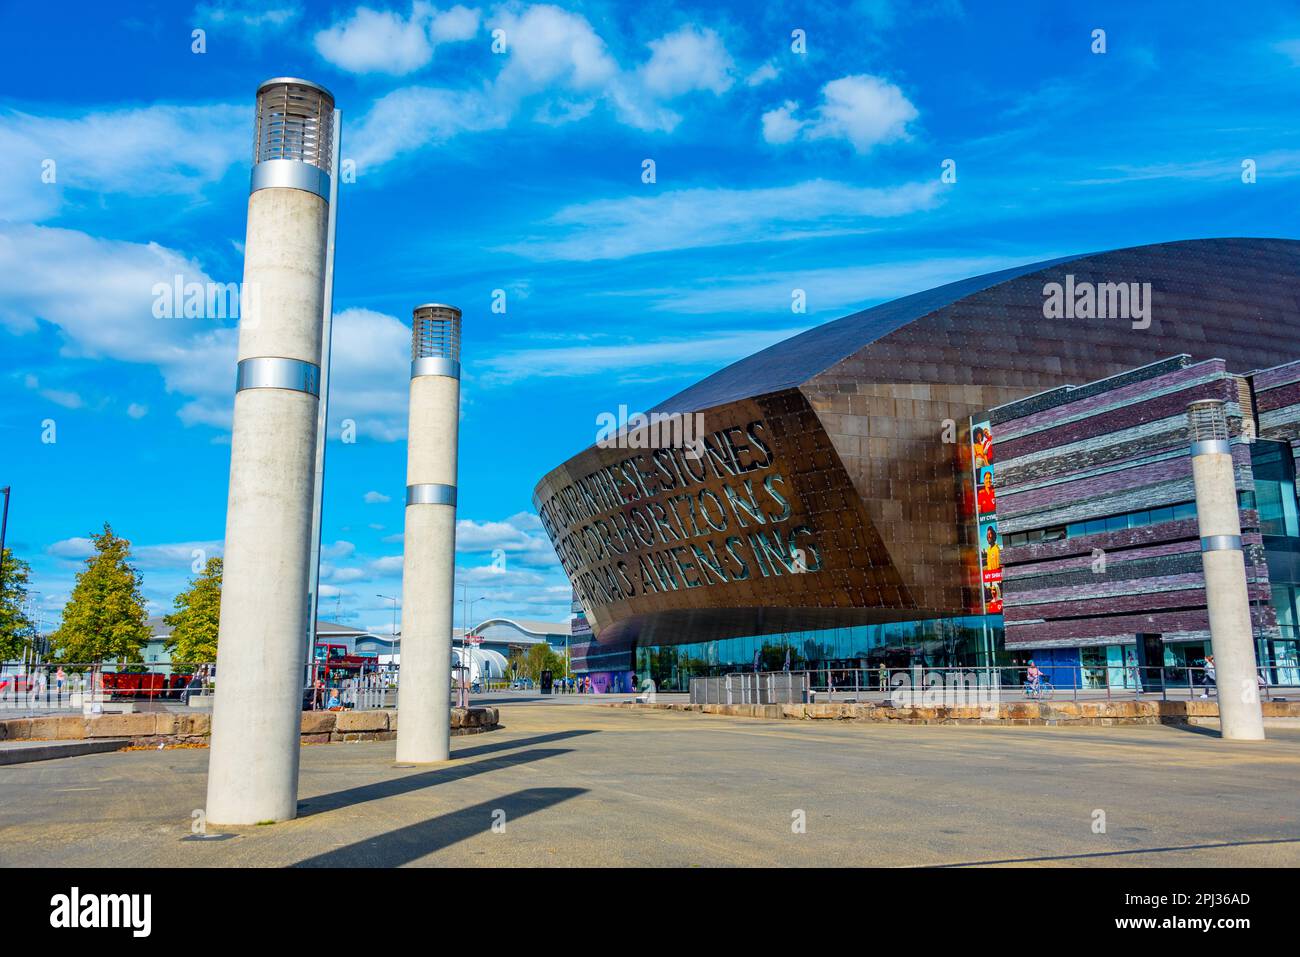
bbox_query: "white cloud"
[350,10,743,169]
[46,537,223,570]
[0,222,238,429]
[610,24,736,132]
[22,373,83,409]
[315,3,480,76]
[369,555,405,575]
[322,540,357,560]
[132,541,224,570]
[0,226,426,442]
[746,61,779,87]
[326,307,414,441]
[364,490,392,504]
[349,86,508,170]
[40,389,83,409]
[635,254,1035,315]
[1273,39,1300,65]
[455,511,558,567]
[760,100,802,144]
[491,4,619,94]
[498,178,941,261]
[126,402,149,419]
[430,4,479,41]
[763,74,918,153]
[47,538,95,560]
[0,104,247,222]
[477,327,809,385]
[195,1,302,30]
[638,25,734,97]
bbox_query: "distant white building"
[353,617,571,682]
[131,615,569,686]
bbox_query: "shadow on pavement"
[452,728,597,760]
[291,787,587,867]
[932,836,1300,867]
[297,748,575,818]
[1165,722,1225,737]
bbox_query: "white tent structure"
[453,646,509,685]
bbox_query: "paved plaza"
[1,700,1297,867]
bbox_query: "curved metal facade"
[533,238,1300,657]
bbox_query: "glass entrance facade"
[635,614,1000,692]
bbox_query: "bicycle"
[1023,679,1055,700]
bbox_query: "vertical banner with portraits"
[971,419,1002,614]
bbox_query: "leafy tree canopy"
[507,641,570,681]
[166,556,221,664]
[50,523,150,665]
[0,548,35,661]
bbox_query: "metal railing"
[0,663,217,713]
[690,672,811,705]
[697,664,1297,705]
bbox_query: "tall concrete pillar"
[1187,400,1265,741]
[207,78,337,823]
[396,305,462,763]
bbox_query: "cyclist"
[1026,660,1044,694]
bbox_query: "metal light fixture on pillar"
[206,78,339,824]
[396,304,463,763]
[1187,399,1266,741]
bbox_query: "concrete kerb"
[0,707,499,748]
[601,699,1300,726]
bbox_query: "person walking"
[55,666,66,701]
[1200,654,1217,699]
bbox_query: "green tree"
[0,548,35,661]
[511,642,569,682]
[165,556,221,664]
[50,523,150,665]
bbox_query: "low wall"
[604,699,1300,726]
[0,707,499,747]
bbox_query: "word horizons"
[1041,274,1152,329]
[538,419,824,609]
[50,887,151,938]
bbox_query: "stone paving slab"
[0,702,1297,867]
[0,739,128,766]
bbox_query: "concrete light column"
[207,78,336,824]
[396,305,463,763]
[1187,400,1266,741]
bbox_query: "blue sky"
[1,0,1298,636]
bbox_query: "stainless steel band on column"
[1190,439,1232,457]
[1201,534,1243,552]
[410,357,461,379]
[407,483,457,506]
[250,159,332,201]
[236,357,321,396]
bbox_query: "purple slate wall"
[990,356,1279,649]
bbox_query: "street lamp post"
[0,486,10,599]
[377,594,399,646]
[458,585,487,698]
[376,593,399,686]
